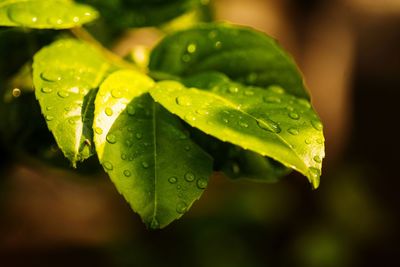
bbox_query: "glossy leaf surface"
[33,39,111,166]
[80,0,204,29]
[0,0,98,29]
[93,70,213,228]
[150,23,309,99]
[151,74,324,188]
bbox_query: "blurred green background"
[1,0,400,266]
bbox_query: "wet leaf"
[93,70,213,228]
[33,39,112,166]
[0,0,98,29]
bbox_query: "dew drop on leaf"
[311,119,323,131]
[45,115,54,121]
[313,155,322,163]
[103,161,113,170]
[106,134,117,144]
[305,138,312,144]
[40,71,61,82]
[196,178,208,189]
[142,161,149,169]
[127,106,136,116]
[287,127,299,135]
[94,127,103,134]
[105,107,113,116]
[263,96,281,104]
[123,170,131,177]
[228,86,239,94]
[176,202,187,214]
[57,90,69,98]
[257,119,281,133]
[184,172,195,182]
[168,177,178,184]
[41,87,53,94]
[214,41,222,49]
[239,121,249,128]
[176,96,192,106]
[269,86,285,94]
[288,112,300,120]
[111,89,123,99]
[135,133,143,140]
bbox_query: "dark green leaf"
[79,0,205,29]
[33,39,112,166]
[0,0,98,29]
[150,23,309,99]
[93,70,213,229]
[151,74,324,188]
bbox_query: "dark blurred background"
[1,0,400,266]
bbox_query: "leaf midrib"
[151,101,159,224]
[190,87,308,173]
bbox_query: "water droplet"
[105,107,113,116]
[313,155,322,163]
[308,167,320,179]
[214,41,222,49]
[121,154,127,160]
[106,134,117,144]
[125,140,133,147]
[123,170,131,177]
[45,115,54,121]
[311,119,323,131]
[196,178,208,189]
[46,106,53,111]
[257,119,281,133]
[196,109,209,115]
[12,88,21,97]
[176,202,187,214]
[184,145,191,151]
[40,71,61,82]
[287,127,299,135]
[184,172,195,182]
[41,87,53,94]
[176,96,192,106]
[47,17,63,25]
[305,138,312,144]
[263,96,281,103]
[288,112,300,120]
[94,127,103,134]
[142,161,149,169]
[57,90,69,98]
[223,118,229,124]
[269,86,285,94]
[135,133,143,140]
[168,177,178,184]
[239,121,249,128]
[103,161,113,170]
[184,113,196,121]
[316,138,324,144]
[187,43,197,53]
[127,106,136,116]
[111,89,123,98]
[68,118,76,125]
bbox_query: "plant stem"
[70,27,137,70]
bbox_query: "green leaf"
[93,70,213,229]
[150,23,309,99]
[151,74,325,188]
[79,0,205,29]
[33,39,112,166]
[0,0,98,29]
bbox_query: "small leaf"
[150,23,309,99]
[93,70,213,229]
[0,0,98,29]
[33,39,112,166]
[151,75,324,188]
